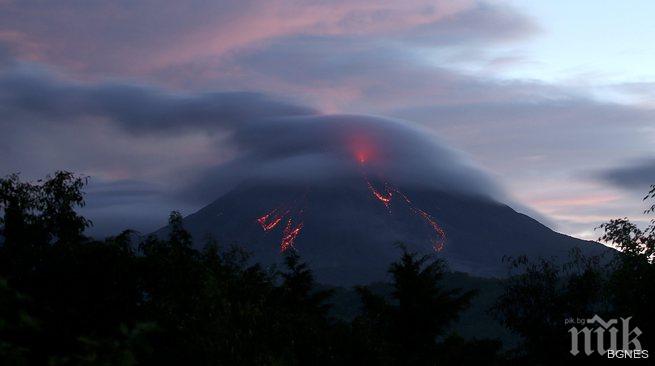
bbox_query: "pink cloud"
[0,0,481,76]
[531,195,621,208]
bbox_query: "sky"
[0,0,653,239]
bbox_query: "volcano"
[172,176,607,285]
[160,115,609,285]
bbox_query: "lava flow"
[280,219,304,252]
[256,204,304,253]
[255,147,446,254]
[366,180,392,208]
[396,191,447,252]
[257,208,286,231]
[360,160,446,252]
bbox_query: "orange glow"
[359,161,447,252]
[346,132,378,165]
[257,209,286,231]
[412,205,447,252]
[257,205,304,252]
[392,188,447,252]
[366,179,392,208]
[280,219,303,252]
[357,151,367,164]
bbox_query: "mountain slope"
[172,178,609,285]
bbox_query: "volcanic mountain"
[173,177,607,285]
[164,114,609,285]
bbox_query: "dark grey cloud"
[0,55,503,235]
[183,114,502,203]
[80,179,180,237]
[84,179,164,209]
[0,67,315,135]
[205,31,567,115]
[0,58,317,234]
[394,100,654,157]
[212,33,655,189]
[0,43,15,70]
[597,158,655,190]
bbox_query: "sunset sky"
[1,0,653,239]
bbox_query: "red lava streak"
[391,188,447,252]
[257,209,286,231]
[257,205,304,252]
[412,206,446,252]
[255,153,446,254]
[366,179,392,207]
[359,159,447,252]
[280,219,303,252]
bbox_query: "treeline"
[0,172,653,365]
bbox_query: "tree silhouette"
[493,184,655,364]
[353,245,480,365]
[492,252,606,364]
[597,184,655,357]
[0,173,509,365]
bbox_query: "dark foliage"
[493,184,655,364]
[0,173,500,365]
[352,246,503,365]
[492,251,608,364]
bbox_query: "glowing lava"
[257,205,304,252]
[402,197,447,252]
[366,179,392,208]
[360,160,447,252]
[357,152,367,164]
[280,219,304,252]
[348,135,376,164]
[257,209,286,231]
[391,187,447,252]
[255,149,446,254]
